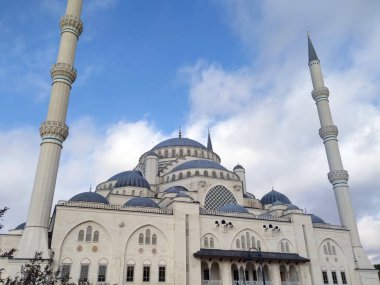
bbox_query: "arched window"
[285,242,289,252]
[327,242,332,255]
[108,183,112,189]
[200,151,204,157]
[251,236,255,248]
[78,230,84,242]
[158,151,161,158]
[85,226,92,242]
[139,233,144,245]
[132,190,135,196]
[145,229,151,244]
[210,237,214,248]
[179,172,183,179]
[166,176,169,182]
[246,232,250,248]
[236,239,240,248]
[164,150,168,158]
[204,237,209,248]
[187,149,191,156]
[180,149,183,157]
[171,174,176,181]
[194,150,198,157]
[227,173,230,179]
[123,190,126,194]
[332,245,336,255]
[281,242,285,252]
[152,234,157,245]
[220,172,224,178]
[171,149,175,157]
[212,171,217,178]
[186,171,191,178]
[93,231,99,242]
[116,190,119,194]
[324,245,328,255]
[204,170,208,176]
[195,170,200,176]
[139,190,143,196]
[241,236,246,249]
[257,240,261,249]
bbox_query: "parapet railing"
[312,223,347,230]
[57,200,173,215]
[200,208,291,223]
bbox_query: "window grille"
[126,266,134,282]
[322,271,328,284]
[79,264,89,283]
[97,265,107,282]
[143,266,150,282]
[158,266,166,282]
[61,264,71,282]
[204,185,237,210]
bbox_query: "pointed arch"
[98,258,109,264]
[80,257,91,264]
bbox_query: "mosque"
[0,0,379,285]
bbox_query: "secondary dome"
[261,189,291,205]
[233,164,245,171]
[310,214,326,224]
[171,160,227,172]
[164,186,189,193]
[152,137,206,150]
[219,203,249,213]
[69,192,109,204]
[124,197,160,208]
[287,204,299,210]
[108,170,151,189]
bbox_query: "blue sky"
[1,0,380,262]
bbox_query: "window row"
[126,265,166,282]
[203,237,215,248]
[322,270,347,284]
[139,229,158,245]
[97,183,113,190]
[323,241,337,256]
[157,148,217,160]
[61,263,107,283]
[165,170,238,183]
[236,232,261,250]
[78,226,99,242]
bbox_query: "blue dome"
[152,137,206,150]
[69,192,109,204]
[287,204,299,210]
[310,214,326,224]
[243,192,256,199]
[233,164,245,171]
[219,203,249,213]
[176,192,189,198]
[124,197,160,208]
[172,160,227,172]
[261,189,291,205]
[164,186,189,193]
[15,222,26,230]
[108,171,151,189]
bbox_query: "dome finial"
[89,184,92,192]
[179,125,182,138]
[307,31,310,38]
[207,129,213,151]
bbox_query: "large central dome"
[152,137,206,150]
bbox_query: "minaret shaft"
[308,37,373,270]
[16,0,83,259]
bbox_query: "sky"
[1,0,380,263]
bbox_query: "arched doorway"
[201,261,210,282]
[210,262,221,282]
[231,264,239,284]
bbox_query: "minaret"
[308,35,373,269]
[16,0,83,259]
[207,130,213,151]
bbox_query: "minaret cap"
[207,129,213,151]
[307,33,319,63]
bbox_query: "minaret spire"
[16,0,83,259]
[307,35,374,271]
[207,129,213,151]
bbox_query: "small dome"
[15,222,26,230]
[310,214,326,224]
[69,192,109,204]
[146,151,159,158]
[287,204,299,210]
[261,189,291,205]
[219,203,249,213]
[164,186,189,193]
[108,171,151,189]
[243,192,256,199]
[233,164,245,171]
[124,197,160,208]
[152,137,207,150]
[171,160,227,172]
[176,192,189,198]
